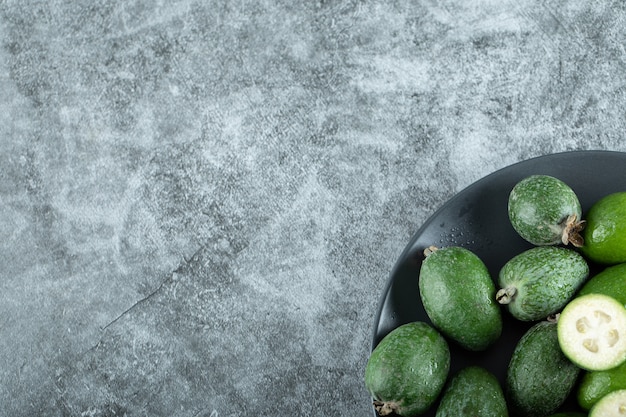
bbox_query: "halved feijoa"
[506,321,580,417]
[589,388,626,417]
[496,246,589,321]
[508,174,584,246]
[365,321,450,416]
[419,246,502,351]
[557,294,626,371]
[581,192,626,264]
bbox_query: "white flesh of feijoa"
[589,389,626,417]
[557,294,626,371]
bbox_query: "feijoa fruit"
[365,321,450,416]
[577,360,626,410]
[577,262,626,307]
[435,366,508,417]
[508,175,584,246]
[496,246,589,321]
[557,293,626,371]
[506,321,580,417]
[580,191,626,264]
[419,246,502,351]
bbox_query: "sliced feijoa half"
[558,294,626,371]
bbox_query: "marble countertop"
[2,1,625,416]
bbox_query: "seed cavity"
[607,329,620,347]
[595,310,612,323]
[583,338,599,353]
[576,317,590,333]
[619,403,626,414]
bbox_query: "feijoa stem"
[373,400,399,416]
[562,214,586,247]
[547,313,560,323]
[496,287,516,305]
[423,246,439,257]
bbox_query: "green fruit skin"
[577,360,626,410]
[508,175,582,245]
[498,246,589,321]
[581,192,626,264]
[435,366,508,417]
[419,246,502,351]
[365,322,450,417]
[577,262,626,307]
[506,321,581,417]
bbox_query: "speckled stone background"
[1,1,626,416]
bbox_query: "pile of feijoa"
[365,174,626,417]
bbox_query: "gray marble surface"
[1,1,626,416]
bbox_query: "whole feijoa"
[506,321,581,417]
[365,322,450,416]
[580,192,626,264]
[577,360,626,410]
[496,246,589,321]
[577,262,626,307]
[508,175,584,246]
[435,366,508,417]
[419,246,502,351]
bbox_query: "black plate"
[371,150,626,416]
